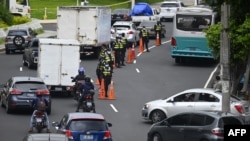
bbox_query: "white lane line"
[136,68,140,73]
[204,64,220,88]
[110,104,118,112]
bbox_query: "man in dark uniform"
[154,21,162,44]
[120,33,127,66]
[112,36,122,68]
[139,26,149,52]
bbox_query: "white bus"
[170,6,218,63]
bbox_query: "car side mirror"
[107,122,112,127]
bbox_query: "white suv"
[158,0,186,21]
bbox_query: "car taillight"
[234,105,244,114]
[211,128,223,137]
[103,130,112,140]
[171,37,176,46]
[127,30,134,34]
[10,88,22,94]
[123,15,128,19]
[111,30,115,34]
[36,89,50,95]
[65,130,74,139]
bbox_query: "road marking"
[204,64,220,88]
[110,104,118,112]
[136,68,140,73]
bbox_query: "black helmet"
[85,77,91,83]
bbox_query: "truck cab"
[3,0,30,17]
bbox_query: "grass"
[30,0,162,19]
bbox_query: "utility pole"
[220,2,231,113]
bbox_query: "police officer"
[113,36,122,68]
[96,59,104,85]
[102,62,112,97]
[120,33,127,66]
[154,21,162,44]
[139,26,149,52]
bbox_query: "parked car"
[5,27,37,54]
[0,76,51,114]
[158,0,186,21]
[142,88,250,123]
[52,112,113,141]
[23,38,39,69]
[110,21,140,47]
[23,133,69,141]
[111,8,131,25]
[137,21,166,38]
[147,111,245,141]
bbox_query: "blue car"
[52,112,113,141]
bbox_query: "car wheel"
[27,59,33,69]
[152,133,162,141]
[150,110,166,123]
[13,35,25,47]
[22,56,28,66]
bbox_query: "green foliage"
[205,22,222,59]
[12,16,31,25]
[0,38,4,44]
[0,3,13,26]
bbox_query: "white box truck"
[57,6,111,59]
[37,38,81,95]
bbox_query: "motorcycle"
[33,110,47,133]
[70,76,85,101]
[82,93,96,113]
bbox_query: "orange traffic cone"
[95,78,100,85]
[131,43,136,59]
[155,32,160,46]
[98,78,105,99]
[139,38,144,53]
[107,80,115,100]
[126,48,132,64]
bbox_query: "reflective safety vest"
[142,29,148,37]
[114,41,122,50]
[121,37,127,47]
[155,24,161,31]
[103,66,111,76]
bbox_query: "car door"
[160,113,191,141]
[166,93,196,117]
[194,93,221,112]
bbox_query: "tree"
[205,0,250,95]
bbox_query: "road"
[0,22,216,141]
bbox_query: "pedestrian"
[120,33,127,66]
[112,36,122,68]
[213,75,222,92]
[96,59,104,85]
[102,62,112,97]
[139,26,150,52]
[154,21,162,44]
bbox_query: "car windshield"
[14,82,47,91]
[8,30,27,36]
[68,119,107,131]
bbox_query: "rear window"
[161,3,179,7]
[113,25,130,30]
[68,119,108,131]
[113,9,130,14]
[218,117,242,128]
[14,81,47,91]
[8,30,27,36]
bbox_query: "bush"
[0,4,13,26]
[12,16,32,25]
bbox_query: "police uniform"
[113,38,122,68]
[140,27,149,52]
[154,22,162,44]
[102,63,112,97]
[120,35,127,65]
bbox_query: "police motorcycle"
[70,76,85,101]
[33,110,47,133]
[82,89,96,113]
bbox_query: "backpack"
[37,98,46,111]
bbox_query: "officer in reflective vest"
[139,26,149,52]
[120,33,127,66]
[102,63,112,97]
[113,36,122,68]
[154,21,162,44]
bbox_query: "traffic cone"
[107,80,115,100]
[98,78,105,99]
[131,43,136,59]
[139,38,144,53]
[126,48,132,64]
[95,78,100,85]
[155,32,160,46]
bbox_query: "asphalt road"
[0,21,217,141]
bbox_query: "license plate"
[190,47,196,50]
[81,135,93,140]
[55,87,62,91]
[36,118,42,122]
[27,93,35,97]
[87,102,92,107]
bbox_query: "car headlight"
[143,104,150,109]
